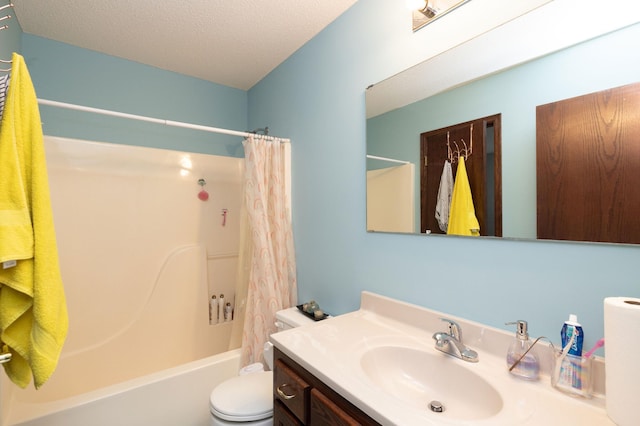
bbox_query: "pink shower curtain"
[239,135,296,366]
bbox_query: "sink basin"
[360,346,503,421]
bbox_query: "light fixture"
[419,3,438,19]
[411,0,471,32]
[405,0,426,9]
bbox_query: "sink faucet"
[432,318,478,363]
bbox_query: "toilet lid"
[210,371,273,421]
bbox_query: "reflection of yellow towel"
[447,158,480,236]
[0,53,68,388]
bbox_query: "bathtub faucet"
[432,318,478,363]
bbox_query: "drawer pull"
[276,383,296,400]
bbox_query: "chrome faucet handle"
[440,318,462,342]
[434,318,478,363]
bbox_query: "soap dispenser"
[505,320,540,381]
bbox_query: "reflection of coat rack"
[0,3,13,32]
[0,3,14,72]
[0,58,10,72]
[447,123,473,163]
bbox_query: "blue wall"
[21,35,248,157]
[248,0,640,354]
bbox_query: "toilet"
[209,307,315,425]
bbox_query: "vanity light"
[415,0,439,18]
[405,0,427,10]
[411,0,471,32]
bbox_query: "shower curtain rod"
[37,98,288,142]
[366,154,410,165]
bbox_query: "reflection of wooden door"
[420,115,502,236]
[537,82,640,243]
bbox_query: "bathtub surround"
[22,100,297,371]
[0,136,243,425]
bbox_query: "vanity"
[273,349,378,425]
[271,292,612,425]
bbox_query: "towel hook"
[460,139,470,160]
[1,345,12,364]
[447,131,461,163]
[0,57,11,72]
[468,123,473,158]
[0,3,13,31]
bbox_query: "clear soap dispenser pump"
[505,320,540,381]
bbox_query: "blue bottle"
[561,314,583,356]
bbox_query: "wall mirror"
[366,20,640,244]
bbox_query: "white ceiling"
[12,0,357,90]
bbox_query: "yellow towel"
[447,157,480,237]
[0,52,69,389]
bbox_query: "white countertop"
[271,292,613,425]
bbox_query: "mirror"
[366,19,640,243]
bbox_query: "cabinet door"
[274,359,311,424]
[274,400,304,426]
[537,82,640,243]
[310,388,361,426]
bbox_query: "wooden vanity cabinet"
[273,347,380,426]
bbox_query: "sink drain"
[429,400,444,413]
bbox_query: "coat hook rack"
[0,3,13,31]
[447,123,473,163]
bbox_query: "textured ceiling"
[12,0,357,90]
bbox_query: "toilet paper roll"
[604,297,640,426]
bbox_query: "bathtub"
[6,349,241,426]
[2,244,237,426]
[0,137,245,425]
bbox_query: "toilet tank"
[264,307,316,371]
[275,307,315,331]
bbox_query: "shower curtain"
[231,135,297,366]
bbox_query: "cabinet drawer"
[274,359,311,424]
